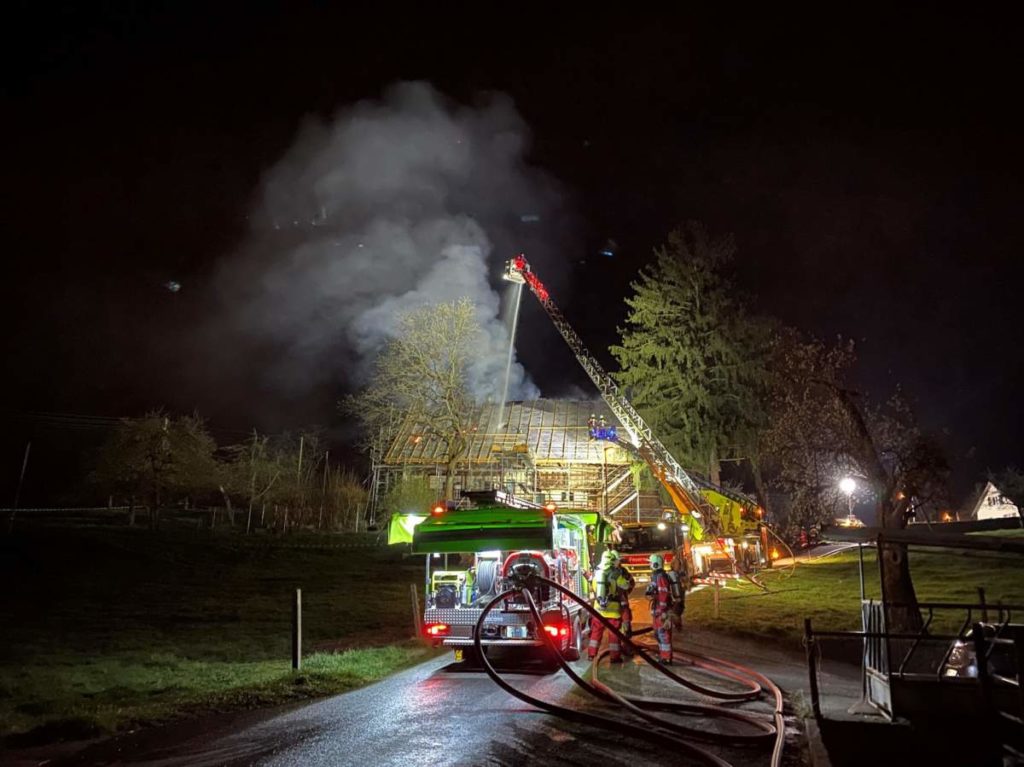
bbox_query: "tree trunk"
[880,541,922,632]
[443,438,468,502]
[444,457,458,500]
[128,495,136,527]
[750,458,770,518]
[219,486,235,526]
[832,383,924,634]
[879,498,923,633]
[708,449,721,486]
[150,486,160,531]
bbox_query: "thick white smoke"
[217,82,561,401]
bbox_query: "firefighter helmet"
[600,549,618,568]
[649,553,664,570]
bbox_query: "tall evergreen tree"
[611,223,765,481]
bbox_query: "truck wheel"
[562,617,583,661]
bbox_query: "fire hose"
[473,572,785,767]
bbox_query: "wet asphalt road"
[51,654,674,767]
[43,603,853,767]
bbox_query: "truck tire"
[562,616,583,661]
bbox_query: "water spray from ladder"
[497,281,524,431]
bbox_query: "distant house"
[969,481,1021,521]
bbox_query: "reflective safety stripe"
[653,612,672,660]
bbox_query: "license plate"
[504,625,528,639]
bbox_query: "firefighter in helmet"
[645,553,677,664]
[588,549,632,663]
[607,549,636,649]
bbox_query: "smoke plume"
[214,82,563,403]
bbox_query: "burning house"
[370,399,664,521]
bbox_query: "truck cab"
[615,521,685,583]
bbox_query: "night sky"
[4,4,1022,502]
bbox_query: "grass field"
[6,528,1021,747]
[685,546,1024,647]
[0,527,430,745]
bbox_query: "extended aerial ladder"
[502,254,723,538]
[503,254,773,587]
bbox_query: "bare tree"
[761,329,949,631]
[222,431,285,533]
[326,467,368,531]
[347,298,481,501]
[91,413,220,529]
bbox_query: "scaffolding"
[370,399,663,519]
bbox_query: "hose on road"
[473,572,786,767]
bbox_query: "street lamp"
[840,477,856,523]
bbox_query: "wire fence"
[3,504,385,544]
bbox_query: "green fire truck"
[389,496,612,660]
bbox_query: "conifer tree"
[611,223,765,482]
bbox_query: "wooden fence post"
[410,583,423,638]
[292,588,302,670]
[805,618,821,719]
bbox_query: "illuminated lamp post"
[840,477,856,525]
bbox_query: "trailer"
[389,498,612,661]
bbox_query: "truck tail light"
[424,623,450,637]
[543,623,569,639]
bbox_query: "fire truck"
[389,493,612,660]
[615,521,684,583]
[689,480,770,577]
[504,254,773,584]
[615,483,768,584]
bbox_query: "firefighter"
[609,550,636,655]
[610,520,624,544]
[588,549,631,663]
[645,553,677,664]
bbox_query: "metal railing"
[804,600,1024,725]
[973,621,1024,759]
